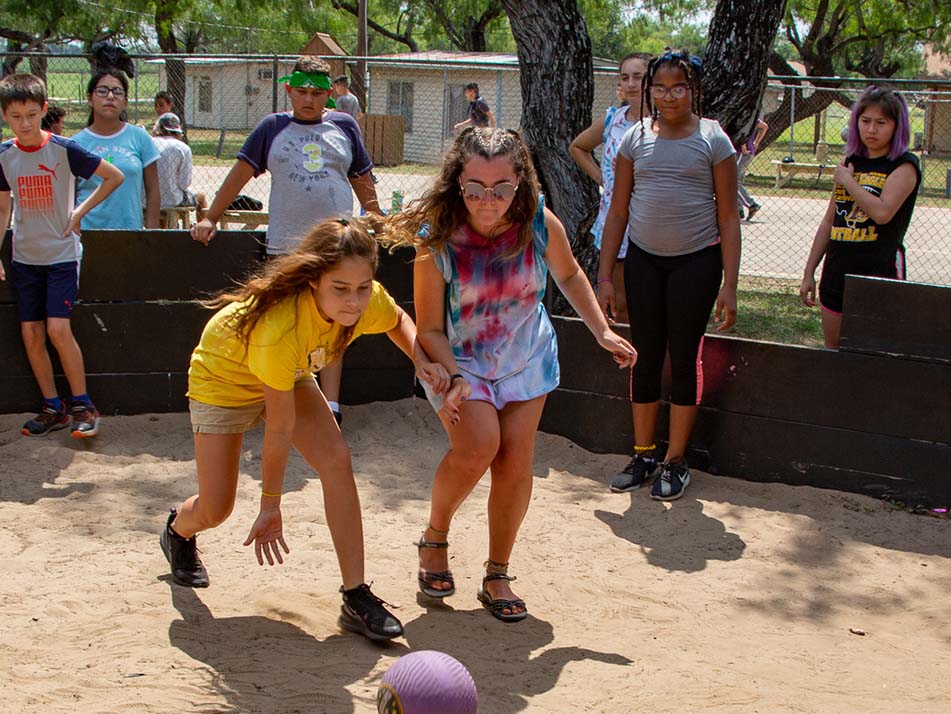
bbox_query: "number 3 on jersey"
[302,142,323,172]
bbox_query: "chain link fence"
[3,52,950,292]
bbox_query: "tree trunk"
[500,0,599,314]
[702,0,788,146]
[155,1,187,128]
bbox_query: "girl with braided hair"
[389,127,636,621]
[597,49,740,501]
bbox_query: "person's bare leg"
[172,432,244,537]
[45,317,88,398]
[290,380,365,588]
[21,321,57,398]
[821,310,842,349]
[419,400,501,593]
[482,395,547,614]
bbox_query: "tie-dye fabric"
[591,105,634,258]
[427,197,559,409]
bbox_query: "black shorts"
[10,260,80,322]
[819,248,905,314]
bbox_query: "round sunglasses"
[460,181,519,201]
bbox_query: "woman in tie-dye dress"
[390,127,636,622]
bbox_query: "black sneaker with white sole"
[339,583,403,641]
[160,507,209,588]
[610,454,659,492]
[650,461,691,501]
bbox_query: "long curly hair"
[387,127,541,260]
[206,215,383,363]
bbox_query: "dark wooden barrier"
[0,230,418,414]
[2,231,948,505]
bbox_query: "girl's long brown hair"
[387,127,541,260]
[206,215,382,362]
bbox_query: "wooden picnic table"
[771,160,830,188]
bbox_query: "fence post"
[788,84,796,160]
[272,56,278,114]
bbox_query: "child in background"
[570,52,652,324]
[390,127,636,622]
[73,69,161,229]
[154,91,175,119]
[598,50,740,501]
[800,86,920,349]
[40,104,67,135]
[151,112,207,224]
[737,116,768,221]
[0,74,124,437]
[162,215,448,641]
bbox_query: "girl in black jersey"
[800,86,921,348]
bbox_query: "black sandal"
[477,561,527,622]
[415,524,455,598]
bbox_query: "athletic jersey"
[238,111,373,255]
[152,135,193,208]
[73,123,160,230]
[0,133,100,265]
[825,152,921,277]
[617,117,736,257]
[430,197,559,395]
[187,281,398,407]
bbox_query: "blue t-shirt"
[73,123,160,230]
[237,111,373,255]
[0,133,100,265]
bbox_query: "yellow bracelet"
[261,490,282,498]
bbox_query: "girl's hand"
[417,360,450,395]
[64,211,82,238]
[715,287,738,331]
[596,280,616,325]
[440,376,471,426]
[833,160,854,187]
[800,274,816,307]
[598,330,637,368]
[190,217,218,246]
[243,508,290,566]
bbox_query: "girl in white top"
[569,52,651,324]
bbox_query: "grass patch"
[711,277,824,346]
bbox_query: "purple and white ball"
[377,650,477,714]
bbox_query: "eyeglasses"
[650,83,690,99]
[460,181,518,201]
[94,86,126,98]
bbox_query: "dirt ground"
[1,398,949,713]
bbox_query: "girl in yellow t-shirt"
[160,215,448,642]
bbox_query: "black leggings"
[624,243,723,406]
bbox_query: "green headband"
[278,70,336,108]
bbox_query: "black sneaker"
[21,404,70,437]
[332,408,343,426]
[610,454,658,492]
[650,461,691,501]
[160,508,209,588]
[69,401,100,439]
[339,583,403,641]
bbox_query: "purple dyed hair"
[844,86,910,161]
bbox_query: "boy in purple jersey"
[0,74,124,438]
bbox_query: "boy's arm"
[65,160,124,237]
[0,190,9,280]
[190,159,256,245]
[143,162,160,229]
[349,172,381,215]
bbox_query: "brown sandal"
[415,524,455,598]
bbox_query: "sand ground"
[1,398,949,713]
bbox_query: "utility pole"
[354,0,368,109]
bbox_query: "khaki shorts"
[189,398,265,434]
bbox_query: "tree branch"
[330,0,419,52]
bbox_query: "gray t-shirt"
[617,117,736,256]
[0,134,100,265]
[335,94,360,120]
[238,111,372,255]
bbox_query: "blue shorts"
[10,261,80,322]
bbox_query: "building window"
[387,81,414,133]
[198,76,213,113]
